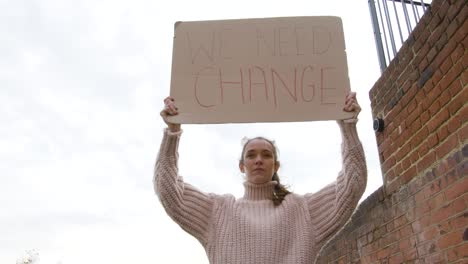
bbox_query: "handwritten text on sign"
[169,17,353,124]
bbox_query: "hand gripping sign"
[168,16,354,124]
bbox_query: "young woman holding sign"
[154,92,367,264]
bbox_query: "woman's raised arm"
[304,92,368,249]
[154,96,215,245]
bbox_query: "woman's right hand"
[160,96,181,132]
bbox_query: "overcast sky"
[1,0,383,263]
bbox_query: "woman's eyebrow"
[246,149,273,154]
[246,148,272,152]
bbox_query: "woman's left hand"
[343,91,361,120]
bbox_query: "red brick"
[389,128,400,145]
[417,151,437,173]
[446,242,468,262]
[437,124,450,142]
[420,110,430,124]
[455,1,468,22]
[459,122,468,142]
[417,225,438,242]
[428,192,446,211]
[423,170,437,185]
[423,252,445,263]
[442,60,464,90]
[428,133,440,149]
[425,178,443,197]
[440,57,453,75]
[438,89,452,109]
[433,52,447,73]
[395,128,414,148]
[382,155,396,172]
[447,1,462,20]
[380,137,392,154]
[438,219,452,236]
[383,233,398,249]
[427,109,450,132]
[460,104,468,123]
[421,76,442,98]
[436,32,457,65]
[386,168,397,182]
[406,97,418,115]
[383,148,394,163]
[407,206,418,222]
[438,229,463,249]
[415,88,426,104]
[318,4,467,262]
[448,83,466,115]
[389,253,403,264]
[463,51,468,69]
[447,113,462,134]
[377,247,390,260]
[415,143,428,162]
[463,34,468,56]
[429,9,442,30]
[384,121,396,139]
[415,189,427,203]
[417,241,438,257]
[402,247,418,261]
[401,155,413,172]
[399,238,411,251]
[445,178,467,202]
[435,133,459,159]
[451,195,466,216]
[410,150,421,164]
[438,0,450,17]
[401,165,417,185]
[445,12,459,38]
[411,126,429,149]
[428,97,441,116]
[385,100,400,121]
[386,178,401,195]
[399,224,414,238]
[407,109,423,131]
[431,69,444,87]
[449,213,468,230]
[441,163,465,187]
[436,156,455,176]
[415,203,430,216]
[418,214,432,229]
[431,205,451,226]
[395,215,408,229]
[429,20,446,45]
[414,43,431,66]
[450,44,464,64]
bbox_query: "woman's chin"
[248,176,270,184]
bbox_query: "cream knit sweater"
[154,122,367,264]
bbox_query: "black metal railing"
[368,0,432,73]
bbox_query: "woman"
[154,92,367,264]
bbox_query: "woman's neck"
[242,181,277,200]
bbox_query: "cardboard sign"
[168,16,353,124]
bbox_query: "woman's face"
[240,139,279,184]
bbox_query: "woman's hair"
[239,137,291,206]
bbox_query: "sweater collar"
[242,181,278,200]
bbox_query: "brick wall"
[316,0,467,263]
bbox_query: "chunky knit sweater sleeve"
[305,121,367,249]
[154,129,214,245]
